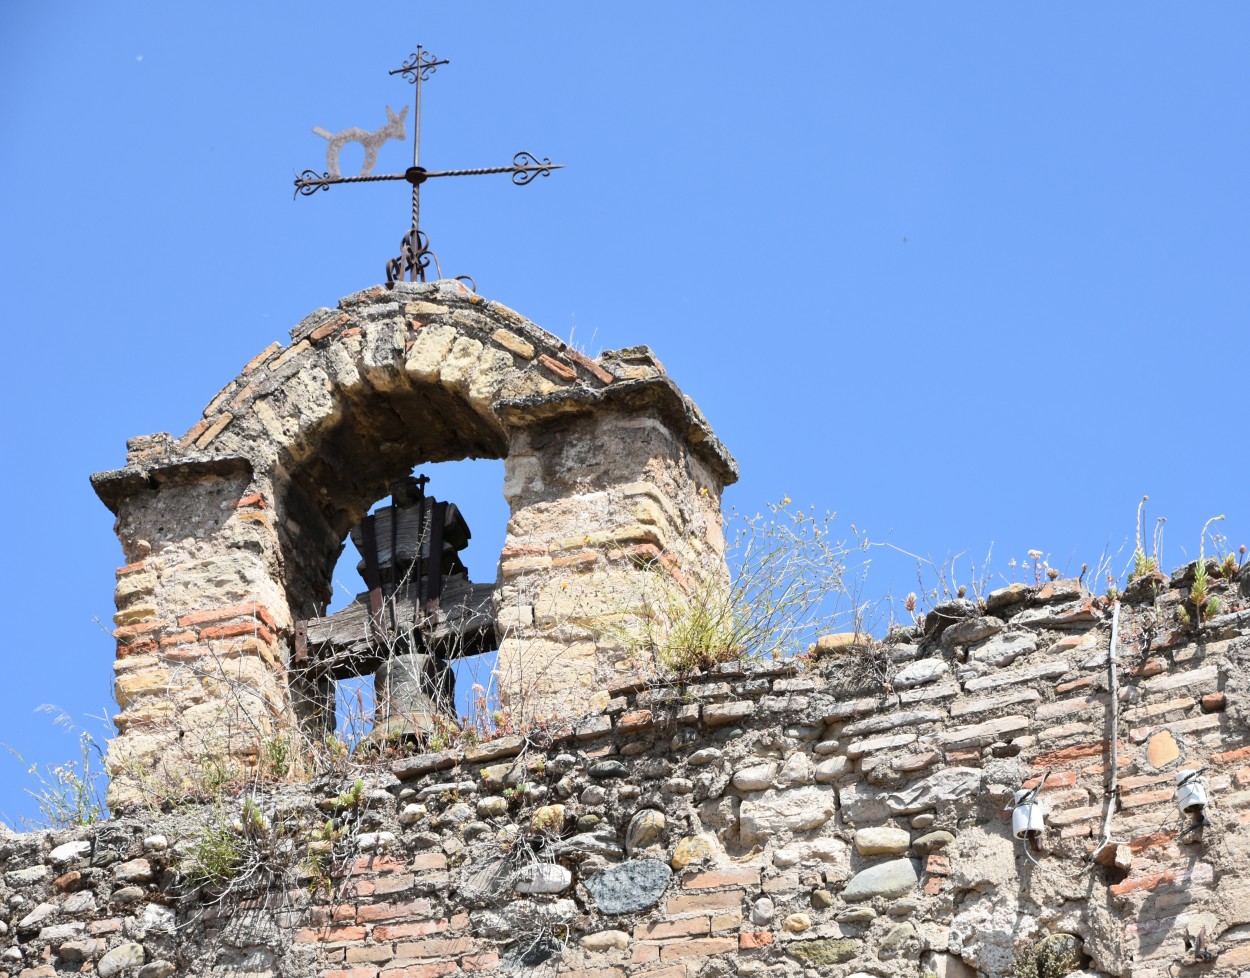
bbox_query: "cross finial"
[295,46,563,287]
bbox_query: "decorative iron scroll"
[293,46,563,286]
[386,228,437,287]
[390,49,448,84]
[511,152,557,185]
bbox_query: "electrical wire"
[1089,601,1121,865]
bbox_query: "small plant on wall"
[1012,937,1082,978]
[618,498,852,674]
[3,706,108,830]
[1178,515,1226,630]
[1129,495,1160,583]
[184,803,247,891]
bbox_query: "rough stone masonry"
[56,282,1250,978]
[91,281,736,813]
[2,562,1249,977]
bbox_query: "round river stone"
[842,858,922,902]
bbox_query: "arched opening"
[319,458,509,750]
[273,363,516,750]
[275,378,509,623]
[93,282,736,813]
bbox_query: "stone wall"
[4,569,1250,977]
[91,282,736,811]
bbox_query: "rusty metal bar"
[293,159,561,196]
[293,619,309,668]
[360,514,386,643]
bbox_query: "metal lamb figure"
[312,105,409,179]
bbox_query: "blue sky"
[1,3,1246,824]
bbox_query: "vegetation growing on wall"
[617,499,853,674]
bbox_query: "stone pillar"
[92,440,292,811]
[493,376,735,726]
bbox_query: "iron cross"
[295,46,562,287]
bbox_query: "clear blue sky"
[1,3,1246,825]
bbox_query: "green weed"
[329,778,364,810]
[4,707,107,829]
[1013,937,1081,978]
[618,498,850,674]
[1181,515,1225,628]
[185,805,246,889]
[1129,495,1157,582]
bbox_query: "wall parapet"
[5,565,1250,977]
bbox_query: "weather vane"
[294,46,562,287]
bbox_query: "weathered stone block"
[739,786,837,846]
[786,938,862,964]
[938,716,1031,750]
[854,827,911,855]
[404,322,458,379]
[704,701,756,727]
[894,658,949,689]
[887,767,982,813]
[439,335,485,390]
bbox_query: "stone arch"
[194,280,627,618]
[93,280,736,810]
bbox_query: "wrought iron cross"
[295,46,562,287]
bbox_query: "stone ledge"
[90,454,253,514]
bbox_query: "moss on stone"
[785,938,862,965]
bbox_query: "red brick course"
[631,944,659,965]
[178,601,277,630]
[563,347,615,385]
[357,899,436,923]
[537,353,576,382]
[348,856,410,875]
[114,620,168,641]
[380,965,458,978]
[310,313,352,343]
[297,924,367,944]
[666,890,744,915]
[660,937,737,960]
[1023,770,1078,790]
[634,917,710,940]
[372,920,448,942]
[681,868,758,889]
[1213,744,1250,764]
[307,904,356,925]
[394,937,475,959]
[200,620,277,645]
[1032,741,1119,767]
